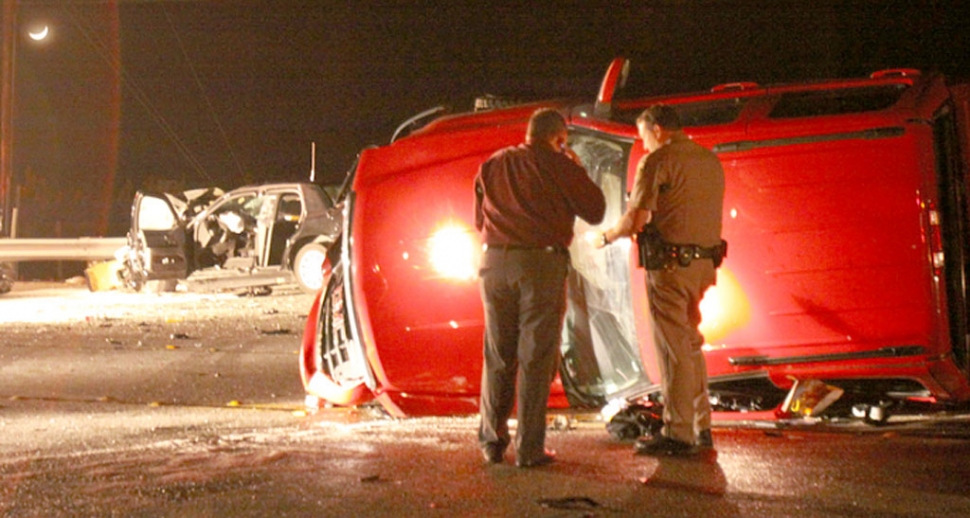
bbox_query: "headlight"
[427,223,478,281]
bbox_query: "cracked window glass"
[562,131,650,405]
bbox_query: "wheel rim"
[297,248,325,291]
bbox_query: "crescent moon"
[28,26,49,41]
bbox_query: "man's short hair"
[637,105,682,131]
[527,108,567,142]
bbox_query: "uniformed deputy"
[595,104,725,456]
[474,108,606,467]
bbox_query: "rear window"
[768,85,908,119]
[616,98,747,127]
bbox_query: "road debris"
[537,496,600,510]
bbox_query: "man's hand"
[586,230,610,250]
[562,145,583,166]
[589,208,650,250]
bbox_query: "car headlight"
[427,223,478,281]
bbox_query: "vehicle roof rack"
[473,95,522,112]
[870,69,921,79]
[710,82,760,93]
[390,105,447,143]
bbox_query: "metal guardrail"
[0,237,127,262]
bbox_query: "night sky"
[6,0,970,241]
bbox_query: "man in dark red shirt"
[474,108,605,468]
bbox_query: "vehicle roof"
[391,69,935,145]
[355,68,944,190]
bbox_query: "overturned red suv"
[301,59,970,423]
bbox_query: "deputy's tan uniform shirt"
[629,133,724,247]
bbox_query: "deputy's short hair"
[637,105,682,131]
[527,108,567,141]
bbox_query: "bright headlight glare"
[698,267,751,343]
[428,224,477,281]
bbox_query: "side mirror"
[593,57,630,119]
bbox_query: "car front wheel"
[294,243,328,294]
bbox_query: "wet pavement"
[2,282,970,516]
[4,405,970,517]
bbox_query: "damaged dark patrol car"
[122,182,340,293]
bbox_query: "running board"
[729,345,925,367]
[184,267,295,292]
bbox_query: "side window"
[277,194,303,222]
[211,194,259,234]
[137,196,178,231]
[768,85,907,119]
[215,194,257,216]
[240,195,266,220]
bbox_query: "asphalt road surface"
[2,282,970,517]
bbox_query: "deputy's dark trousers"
[478,248,569,463]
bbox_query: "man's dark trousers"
[478,248,569,462]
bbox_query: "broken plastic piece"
[606,403,664,440]
[778,379,844,418]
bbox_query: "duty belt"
[666,244,719,260]
[665,241,727,268]
[637,222,728,270]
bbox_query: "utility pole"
[0,0,16,238]
[310,141,316,183]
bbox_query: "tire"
[293,243,328,294]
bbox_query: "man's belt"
[483,244,568,255]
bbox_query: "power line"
[64,3,212,181]
[162,6,243,179]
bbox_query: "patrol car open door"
[123,192,188,290]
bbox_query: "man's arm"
[556,155,605,225]
[473,172,485,232]
[592,153,658,249]
[592,206,651,249]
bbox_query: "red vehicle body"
[301,59,970,422]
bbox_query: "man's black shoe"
[634,435,694,456]
[481,444,505,464]
[515,449,556,468]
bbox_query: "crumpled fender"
[300,288,373,406]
